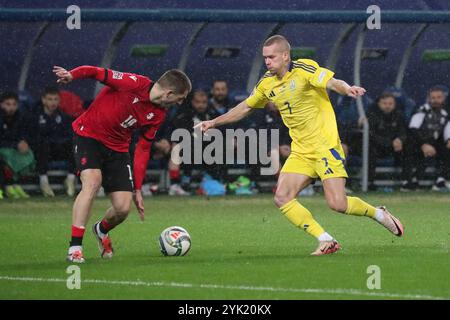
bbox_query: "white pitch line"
[0,276,447,300]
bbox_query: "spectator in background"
[169,89,224,195]
[147,105,179,162]
[402,86,450,191]
[209,80,232,115]
[0,92,34,199]
[29,87,76,197]
[367,93,408,191]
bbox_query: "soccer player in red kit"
[53,65,191,263]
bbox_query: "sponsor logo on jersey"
[146,112,154,120]
[129,75,137,82]
[132,97,139,104]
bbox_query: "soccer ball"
[158,226,191,256]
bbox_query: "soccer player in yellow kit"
[195,35,404,255]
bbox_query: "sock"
[70,225,85,247]
[169,169,181,184]
[318,232,334,242]
[39,175,49,185]
[374,208,385,222]
[98,218,113,237]
[280,199,326,239]
[68,245,82,254]
[66,173,76,181]
[345,196,376,218]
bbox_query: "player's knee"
[273,191,294,208]
[81,180,101,197]
[327,197,347,213]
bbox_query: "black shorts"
[74,134,134,193]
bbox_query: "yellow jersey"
[246,59,340,158]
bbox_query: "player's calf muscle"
[110,192,132,215]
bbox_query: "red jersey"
[70,65,166,189]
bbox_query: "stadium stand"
[1,0,449,194]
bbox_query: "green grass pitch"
[0,193,449,300]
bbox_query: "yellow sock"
[279,199,325,239]
[345,196,376,218]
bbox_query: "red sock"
[99,218,113,234]
[70,225,85,246]
[169,169,181,184]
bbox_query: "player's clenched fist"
[53,66,73,84]
[193,120,215,132]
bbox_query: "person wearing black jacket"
[402,86,450,191]
[367,92,408,190]
[0,91,33,199]
[209,80,232,116]
[28,87,76,197]
[169,89,223,195]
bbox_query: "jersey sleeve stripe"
[293,62,317,73]
[255,78,264,89]
[293,61,317,71]
[255,73,274,89]
[103,68,108,83]
[293,64,316,74]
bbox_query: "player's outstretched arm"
[194,100,253,132]
[326,78,366,98]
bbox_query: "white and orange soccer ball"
[158,226,191,256]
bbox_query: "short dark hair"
[192,89,208,99]
[213,80,227,86]
[42,86,59,97]
[0,91,19,103]
[156,69,192,94]
[263,35,291,51]
[428,85,447,96]
[378,92,396,101]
